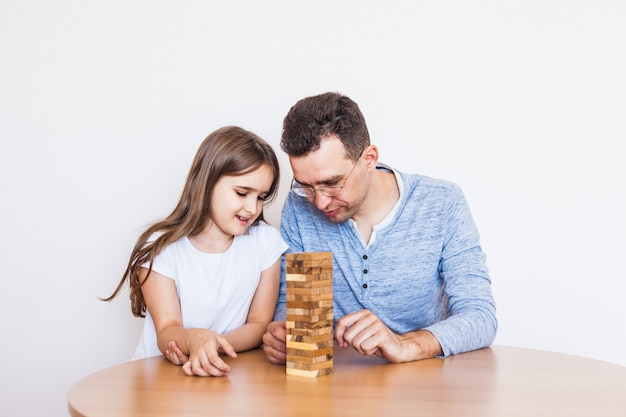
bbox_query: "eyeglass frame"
[290,153,362,198]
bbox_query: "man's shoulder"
[394,168,460,196]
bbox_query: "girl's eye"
[235,189,267,201]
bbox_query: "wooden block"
[286,272,331,281]
[285,273,312,282]
[285,325,332,337]
[286,313,334,323]
[286,292,333,302]
[286,366,334,378]
[286,252,332,262]
[285,299,333,309]
[285,252,333,378]
[285,268,331,276]
[287,359,334,371]
[286,279,333,289]
[286,285,332,295]
[286,306,331,315]
[286,340,333,350]
[286,320,333,331]
[286,335,333,346]
[286,345,333,357]
[286,354,333,365]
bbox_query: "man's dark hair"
[281,92,370,161]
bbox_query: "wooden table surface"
[68,345,626,417]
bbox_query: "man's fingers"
[261,321,288,364]
[263,344,287,365]
[335,310,370,347]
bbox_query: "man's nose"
[313,192,332,210]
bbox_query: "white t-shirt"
[131,221,288,359]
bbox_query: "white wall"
[1,1,625,416]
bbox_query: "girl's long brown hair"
[102,126,280,317]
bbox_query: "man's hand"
[334,309,442,363]
[261,321,287,364]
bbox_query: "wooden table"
[68,345,626,417]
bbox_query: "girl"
[104,126,287,377]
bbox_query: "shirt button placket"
[362,254,368,291]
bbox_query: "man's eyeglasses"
[290,156,361,198]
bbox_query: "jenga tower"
[285,252,334,377]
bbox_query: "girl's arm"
[140,267,235,376]
[221,257,281,351]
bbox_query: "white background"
[1,1,625,416]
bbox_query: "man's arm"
[423,184,497,356]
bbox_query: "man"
[262,92,497,364]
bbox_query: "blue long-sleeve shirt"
[274,164,497,357]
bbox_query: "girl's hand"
[165,341,188,365]
[182,330,237,377]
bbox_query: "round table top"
[68,345,626,417]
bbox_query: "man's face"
[289,136,368,223]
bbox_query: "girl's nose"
[245,197,260,215]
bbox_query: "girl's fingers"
[218,338,238,359]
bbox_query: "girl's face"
[208,164,274,238]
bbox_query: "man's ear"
[362,145,379,170]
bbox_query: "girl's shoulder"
[246,220,281,239]
[145,231,189,257]
[235,221,287,259]
[145,231,188,245]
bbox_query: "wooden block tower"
[285,252,334,377]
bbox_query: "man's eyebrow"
[294,175,343,187]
